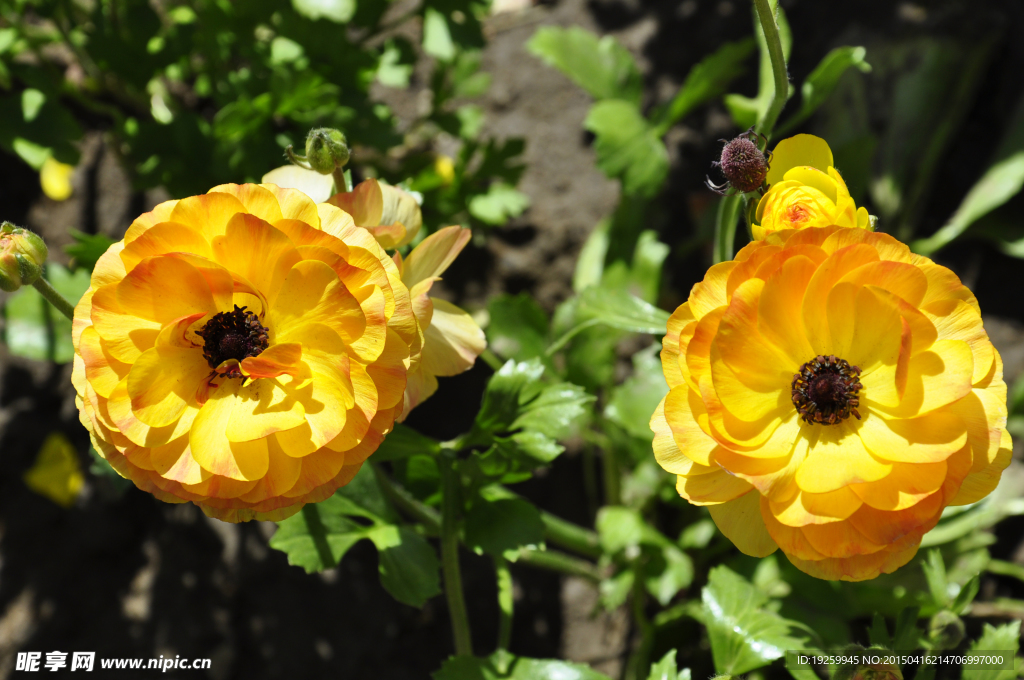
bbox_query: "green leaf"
[22,88,46,122]
[596,506,645,553]
[657,39,755,133]
[269,498,369,573]
[951,574,981,615]
[867,613,892,648]
[922,549,949,608]
[891,606,922,650]
[65,230,115,271]
[647,650,690,680]
[645,545,694,606]
[486,293,549,363]
[585,100,669,197]
[605,344,669,441]
[573,217,611,294]
[914,89,1024,254]
[963,622,1020,680]
[423,8,456,62]
[464,498,545,561]
[780,46,871,132]
[702,565,809,675]
[378,40,413,88]
[367,525,441,607]
[473,359,592,441]
[434,652,612,680]
[724,0,792,129]
[577,285,670,335]
[334,464,399,524]
[3,263,90,363]
[373,423,441,462]
[468,183,530,225]
[291,0,357,23]
[526,26,641,103]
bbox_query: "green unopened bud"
[928,610,965,650]
[304,128,349,174]
[0,222,48,292]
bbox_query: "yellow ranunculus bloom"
[72,184,422,522]
[753,135,872,241]
[393,226,486,419]
[653,226,1010,581]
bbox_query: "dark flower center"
[791,355,862,426]
[196,305,269,371]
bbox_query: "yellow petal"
[127,344,211,428]
[329,178,384,225]
[858,410,967,464]
[240,343,303,379]
[783,166,838,203]
[849,460,946,511]
[708,492,778,557]
[757,255,818,366]
[225,372,308,442]
[769,485,862,527]
[189,382,271,481]
[766,134,834,187]
[401,226,472,287]
[209,183,283,224]
[268,259,366,347]
[261,166,335,205]
[421,298,485,378]
[212,213,301,304]
[169,192,247,241]
[795,420,892,493]
[875,339,974,417]
[802,244,880,353]
[116,256,219,324]
[688,261,737,319]
[676,466,752,505]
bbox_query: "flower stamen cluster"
[791,355,862,425]
[196,305,270,372]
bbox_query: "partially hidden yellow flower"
[753,134,872,241]
[328,179,423,250]
[652,226,1010,581]
[394,226,486,419]
[72,184,421,522]
[40,157,75,202]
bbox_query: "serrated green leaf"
[585,100,668,197]
[269,498,368,573]
[657,39,755,133]
[964,622,1020,680]
[291,0,356,23]
[433,652,613,680]
[468,183,530,225]
[526,26,641,103]
[645,545,694,606]
[368,524,441,607]
[506,431,563,464]
[605,344,668,441]
[464,498,545,561]
[511,382,591,440]
[647,650,690,680]
[702,565,808,675]
[65,230,115,271]
[487,293,549,364]
[577,285,670,335]
[374,423,441,462]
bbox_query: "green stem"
[484,485,602,559]
[32,276,75,320]
[752,0,790,139]
[516,548,604,582]
[713,193,744,264]
[480,348,504,371]
[624,562,654,680]
[373,464,441,533]
[440,456,473,656]
[495,557,514,653]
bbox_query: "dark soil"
[2,1,1024,679]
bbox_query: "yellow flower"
[652,226,1010,581]
[40,157,75,201]
[753,135,872,241]
[72,184,421,522]
[328,179,423,250]
[393,226,486,419]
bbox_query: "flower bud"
[0,222,48,292]
[304,128,350,175]
[928,610,965,650]
[707,129,769,195]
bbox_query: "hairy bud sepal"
[707,128,770,195]
[304,128,350,175]
[0,222,48,292]
[928,610,965,650]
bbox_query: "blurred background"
[2,0,1024,678]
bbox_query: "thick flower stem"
[440,456,473,657]
[752,0,789,140]
[495,557,513,652]
[32,276,75,320]
[713,193,744,264]
[624,563,654,680]
[373,464,441,534]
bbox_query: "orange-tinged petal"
[224,372,308,443]
[91,284,161,363]
[329,178,384,225]
[267,259,366,348]
[169,192,247,240]
[150,438,208,485]
[79,326,131,398]
[849,460,946,511]
[802,244,880,353]
[421,298,485,377]
[952,429,1012,506]
[190,382,274,481]
[662,303,695,389]
[757,254,817,366]
[210,183,283,224]
[689,261,736,319]
[826,284,902,374]
[116,256,218,324]
[240,343,303,379]
[212,213,301,304]
[120,222,214,272]
[127,344,211,428]
[837,260,928,308]
[710,342,789,421]
[713,278,793,392]
[686,307,724,388]
[401,226,472,287]
[875,339,974,417]
[663,385,718,466]
[709,491,778,557]
[924,299,994,384]
[769,485,862,527]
